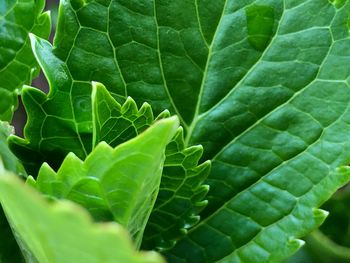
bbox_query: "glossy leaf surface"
[0,0,50,120]
[0,172,165,263]
[29,116,179,247]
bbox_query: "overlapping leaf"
[0,121,25,176]
[8,35,93,176]
[28,117,179,248]
[92,83,210,250]
[8,31,210,250]
[0,171,165,263]
[0,122,25,262]
[40,0,350,262]
[0,0,50,121]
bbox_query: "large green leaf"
[9,31,210,250]
[92,82,210,250]
[0,171,165,263]
[7,0,350,262]
[0,0,50,121]
[42,0,350,262]
[28,116,179,247]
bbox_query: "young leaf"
[0,0,50,121]
[48,0,350,261]
[29,116,179,248]
[92,82,210,250]
[0,171,165,263]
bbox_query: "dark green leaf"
[47,1,350,262]
[8,35,93,176]
[0,0,50,121]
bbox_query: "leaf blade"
[92,83,210,250]
[0,0,51,121]
[0,172,165,263]
[31,116,179,247]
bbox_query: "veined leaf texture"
[5,0,350,262]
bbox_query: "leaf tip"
[287,238,305,252]
[156,110,171,120]
[312,208,329,224]
[26,175,37,187]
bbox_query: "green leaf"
[8,35,93,176]
[9,31,210,250]
[0,122,25,262]
[0,171,165,263]
[92,82,156,148]
[0,121,25,176]
[0,0,51,121]
[285,230,350,263]
[29,116,179,247]
[287,177,350,263]
[92,82,210,250]
[47,0,350,261]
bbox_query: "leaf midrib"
[153,0,189,129]
[178,0,343,251]
[185,0,280,146]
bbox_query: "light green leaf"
[92,82,156,148]
[0,122,25,262]
[29,116,179,247]
[0,171,165,263]
[92,82,210,250]
[46,0,350,262]
[0,0,50,121]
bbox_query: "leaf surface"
[46,0,350,262]
[92,83,210,250]
[0,0,50,121]
[8,35,93,176]
[0,122,25,262]
[29,116,178,247]
[0,171,165,263]
[9,30,210,250]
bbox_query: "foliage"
[0,0,50,120]
[2,0,350,263]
